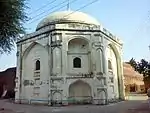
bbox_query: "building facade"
[123,63,145,93]
[15,11,125,105]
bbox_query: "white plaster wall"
[67,37,90,74]
[22,42,49,100]
[106,44,119,100]
[15,45,21,100]
[21,35,48,53]
[61,32,68,76]
[110,48,119,98]
[95,48,103,73]
[64,78,95,99]
[52,47,62,75]
[16,22,125,104]
[69,80,92,98]
[67,55,89,73]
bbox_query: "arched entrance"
[22,42,49,100]
[97,89,106,105]
[67,38,90,74]
[68,80,92,104]
[130,84,137,92]
[52,92,62,105]
[108,44,125,100]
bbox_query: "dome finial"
[67,0,70,10]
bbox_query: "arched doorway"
[68,80,92,104]
[22,42,49,99]
[52,92,62,105]
[108,44,124,100]
[130,84,137,92]
[97,89,106,105]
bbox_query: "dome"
[36,10,100,30]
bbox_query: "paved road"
[0,94,149,113]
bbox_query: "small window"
[108,60,112,70]
[73,57,81,68]
[35,60,40,70]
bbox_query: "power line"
[27,0,78,24]
[29,0,69,22]
[27,0,100,26]
[28,0,57,15]
[63,0,100,19]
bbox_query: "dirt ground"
[0,94,149,113]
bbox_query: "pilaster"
[15,44,22,103]
[102,45,109,104]
[52,43,62,75]
[119,53,125,100]
[61,32,68,77]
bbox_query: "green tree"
[129,58,137,71]
[136,59,149,77]
[129,58,150,77]
[129,58,150,91]
[0,0,27,54]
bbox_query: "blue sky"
[0,0,150,71]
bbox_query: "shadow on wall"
[0,67,16,99]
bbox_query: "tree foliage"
[0,0,27,54]
[129,58,137,70]
[129,58,150,77]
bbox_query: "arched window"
[35,60,40,70]
[108,60,112,70]
[73,57,81,68]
